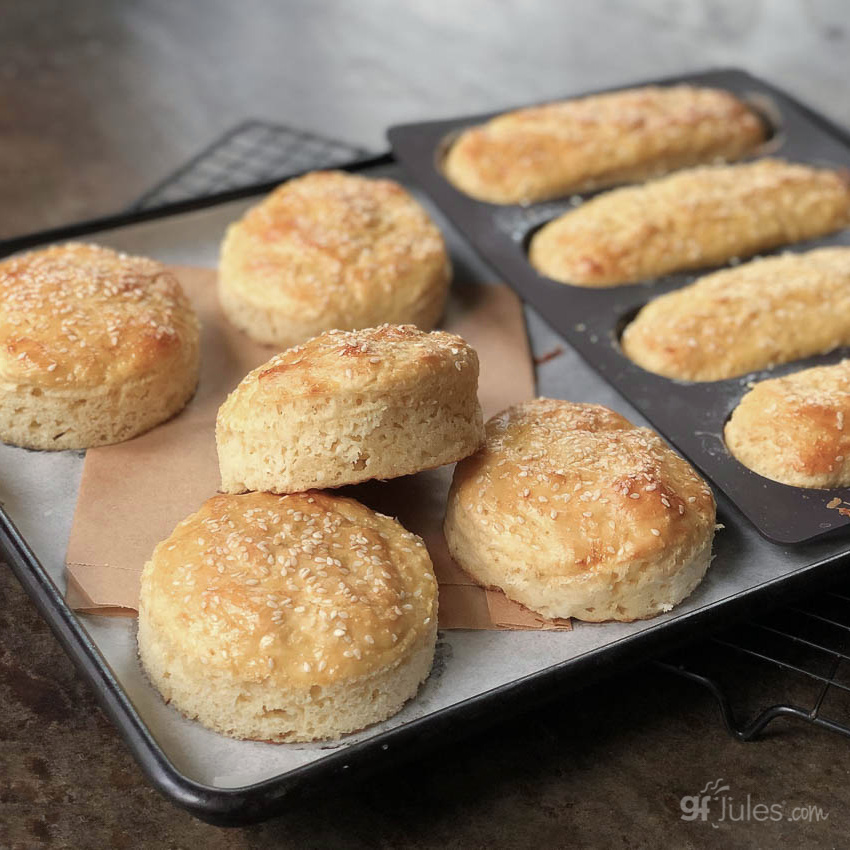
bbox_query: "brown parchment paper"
[65,267,571,631]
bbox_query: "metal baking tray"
[4,142,850,827]
[389,67,850,545]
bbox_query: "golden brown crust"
[444,85,766,204]
[141,491,437,686]
[725,360,850,488]
[218,171,451,346]
[0,243,200,449]
[235,323,477,400]
[138,491,438,741]
[0,243,198,389]
[216,324,484,493]
[528,160,850,286]
[445,399,716,621]
[621,248,850,382]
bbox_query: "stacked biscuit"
[141,322,485,742]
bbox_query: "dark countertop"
[2,2,849,846]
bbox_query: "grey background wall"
[3,0,848,235]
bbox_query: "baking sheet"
[3,160,850,794]
[388,68,850,544]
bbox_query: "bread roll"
[219,171,451,347]
[529,160,850,286]
[138,491,438,742]
[0,243,200,450]
[621,248,850,381]
[725,359,850,488]
[444,84,765,204]
[444,399,716,622]
[217,324,484,494]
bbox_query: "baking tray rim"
[0,91,847,823]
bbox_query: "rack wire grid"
[129,120,369,210]
[133,120,850,743]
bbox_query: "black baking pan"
[4,112,850,827]
[389,67,850,545]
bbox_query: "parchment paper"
[64,267,570,630]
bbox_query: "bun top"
[621,247,850,381]
[0,243,198,389]
[220,170,449,312]
[443,85,766,204]
[219,323,479,408]
[141,491,437,685]
[725,359,850,488]
[452,399,715,570]
[529,160,850,286]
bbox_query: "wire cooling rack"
[134,120,850,743]
[129,121,369,210]
[654,574,850,740]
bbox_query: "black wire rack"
[654,572,850,741]
[133,120,850,744]
[128,120,369,211]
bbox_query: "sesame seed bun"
[218,170,451,347]
[444,84,765,205]
[725,359,850,488]
[216,324,484,494]
[621,248,850,382]
[0,243,200,450]
[528,160,850,286]
[137,491,438,742]
[444,399,716,622]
